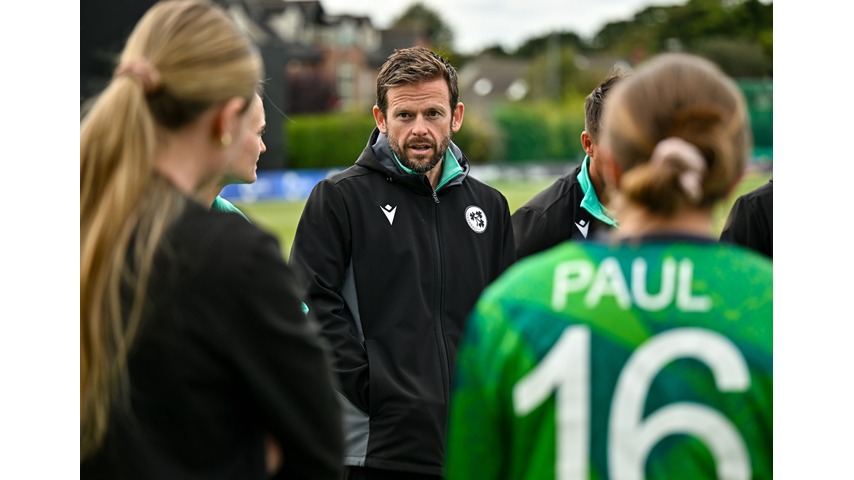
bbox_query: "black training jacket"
[511,163,614,260]
[289,128,516,476]
[720,177,773,258]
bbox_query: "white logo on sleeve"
[465,205,487,233]
[381,204,397,225]
[575,219,589,238]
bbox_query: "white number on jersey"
[513,326,751,480]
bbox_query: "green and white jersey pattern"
[446,239,772,480]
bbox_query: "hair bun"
[650,137,707,203]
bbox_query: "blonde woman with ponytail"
[80,1,342,478]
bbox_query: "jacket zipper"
[430,188,450,402]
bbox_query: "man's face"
[373,78,463,174]
[224,94,266,185]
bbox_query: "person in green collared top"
[447,52,771,480]
[205,92,266,221]
[511,68,628,260]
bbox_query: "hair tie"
[114,58,162,94]
[649,137,707,203]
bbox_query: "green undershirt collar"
[393,148,462,191]
[211,195,250,222]
[577,155,617,227]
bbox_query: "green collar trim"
[393,147,462,191]
[211,195,250,222]
[577,155,617,227]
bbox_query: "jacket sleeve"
[719,192,771,258]
[289,180,371,412]
[511,205,548,261]
[498,194,518,276]
[226,229,344,480]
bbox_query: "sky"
[320,0,763,54]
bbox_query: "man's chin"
[404,159,439,174]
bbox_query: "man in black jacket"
[289,47,516,479]
[720,177,773,258]
[511,69,627,260]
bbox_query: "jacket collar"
[357,127,468,191]
[577,155,617,227]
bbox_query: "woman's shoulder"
[168,203,283,272]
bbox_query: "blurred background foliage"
[285,0,772,169]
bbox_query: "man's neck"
[425,159,444,190]
[587,157,608,205]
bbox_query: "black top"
[720,178,773,258]
[81,200,343,480]
[511,164,614,260]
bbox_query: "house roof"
[458,55,531,103]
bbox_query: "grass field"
[235,168,772,259]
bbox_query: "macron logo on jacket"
[381,204,397,225]
[575,219,589,238]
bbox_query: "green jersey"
[446,237,772,480]
[211,195,250,222]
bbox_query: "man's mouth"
[408,144,432,153]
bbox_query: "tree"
[391,2,455,51]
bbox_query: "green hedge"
[283,86,770,169]
[285,113,377,169]
[284,111,505,168]
[492,103,586,164]
[284,107,585,169]
[737,80,772,152]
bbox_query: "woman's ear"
[212,97,248,148]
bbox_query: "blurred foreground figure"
[446,52,772,480]
[79,1,343,478]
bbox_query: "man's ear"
[212,97,248,146]
[373,105,387,134]
[451,102,465,133]
[580,131,594,157]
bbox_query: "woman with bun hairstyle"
[446,52,772,479]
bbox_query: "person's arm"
[511,204,551,261]
[289,180,371,412]
[226,230,343,479]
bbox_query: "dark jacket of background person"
[720,178,772,258]
[289,127,516,476]
[511,70,626,261]
[511,161,615,259]
[81,202,344,480]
